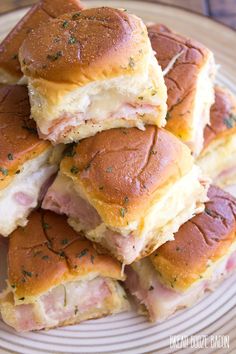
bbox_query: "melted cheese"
[0,149,57,237]
[29,50,167,135]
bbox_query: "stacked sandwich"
[0,0,235,332]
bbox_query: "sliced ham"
[13,192,34,207]
[43,175,146,263]
[40,103,156,142]
[100,229,145,265]
[42,174,101,230]
[9,277,112,332]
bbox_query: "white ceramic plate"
[0,1,236,353]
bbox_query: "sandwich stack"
[0,0,235,333]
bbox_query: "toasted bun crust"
[8,210,124,299]
[0,0,84,82]
[61,126,193,228]
[19,7,150,85]
[151,185,236,291]
[202,86,236,151]
[148,24,214,147]
[0,85,50,189]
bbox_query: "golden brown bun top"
[151,185,236,291]
[19,7,149,84]
[0,0,84,80]
[203,86,236,151]
[61,126,193,227]
[148,23,211,142]
[0,85,50,189]
[8,210,124,299]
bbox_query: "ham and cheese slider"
[197,86,236,187]
[0,0,84,84]
[0,85,62,237]
[19,7,167,143]
[125,186,236,322]
[0,210,128,332]
[43,126,208,264]
[148,24,216,156]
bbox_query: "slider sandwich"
[0,85,62,237]
[148,24,216,156]
[125,185,236,322]
[0,0,84,84]
[198,86,236,187]
[19,7,167,143]
[0,210,128,332]
[43,126,208,264]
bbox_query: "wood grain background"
[0,0,236,29]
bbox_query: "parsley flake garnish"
[42,222,50,230]
[120,208,127,218]
[68,36,77,44]
[106,166,113,173]
[85,163,91,171]
[22,270,32,278]
[223,113,236,129]
[21,125,37,135]
[42,255,49,260]
[166,112,171,121]
[64,148,75,157]
[7,153,13,160]
[63,285,67,307]
[72,13,81,20]
[124,196,129,204]
[62,20,69,28]
[128,57,135,69]
[224,117,234,129]
[150,150,157,155]
[47,51,62,61]
[74,305,79,315]
[61,239,69,245]
[0,167,8,176]
[77,248,89,258]
[205,208,214,217]
[70,166,79,174]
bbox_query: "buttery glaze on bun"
[19,7,167,143]
[198,86,236,187]
[61,127,193,227]
[0,85,62,237]
[8,210,124,299]
[151,185,236,291]
[43,126,207,264]
[148,23,216,156]
[0,0,84,83]
[0,210,128,332]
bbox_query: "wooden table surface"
[0,0,236,29]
